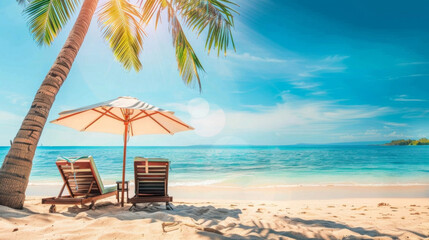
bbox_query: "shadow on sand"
[57,202,242,222]
[0,203,409,239]
[194,216,401,240]
[63,203,400,239]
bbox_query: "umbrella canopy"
[51,96,193,136]
[50,96,193,206]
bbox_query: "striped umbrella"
[50,96,193,206]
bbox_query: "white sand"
[1,197,428,239]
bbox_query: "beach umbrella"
[50,96,193,206]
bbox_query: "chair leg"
[166,202,173,210]
[129,203,136,211]
[49,205,56,213]
[89,201,95,210]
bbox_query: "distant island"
[385,138,429,146]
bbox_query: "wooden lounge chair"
[41,156,117,213]
[129,157,173,210]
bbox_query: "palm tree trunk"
[0,0,99,209]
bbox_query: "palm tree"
[0,0,237,209]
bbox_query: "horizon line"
[0,141,391,148]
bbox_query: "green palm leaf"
[141,0,204,89]
[98,0,144,71]
[24,0,81,45]
[176,0,237,56]
[171,13,205,89]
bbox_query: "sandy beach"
[2,0,429,238]
[3,148,428,240]
[1,192,428,239]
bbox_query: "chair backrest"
[134,157,170,197]
[56,156,105,197]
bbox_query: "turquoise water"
[0,145,428,187]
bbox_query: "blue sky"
[0,0,428,146]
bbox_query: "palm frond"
[138,0,237,89]
[175,0,237,56]
[24,0,81,45]
[140,0,205,89]
[170,11,205,89]
[140,0,167,28]
[17,0,30,6]
[98,0,145,71]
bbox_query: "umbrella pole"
[121,123,128,207]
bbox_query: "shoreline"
[26,183,429,201]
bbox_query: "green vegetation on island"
[385,138,429,146]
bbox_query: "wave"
[252,183,429,188]
[27,181,429,188]
[29,180,224,187]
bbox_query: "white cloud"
[322,106,391,120]
[398,62,429,66]
[223,98,392,134]
[160,96,393,143]
[394,98,426,102]
[0,111,24,145]
[338,134,356,140]
[407,74,429,77]
[288,81,321,89]
[388,74,429,80]
[220,50,349,96]
[164,99,226,138]
[386,131,406,138]
[162,102,190,113]
[402,109,429,119]
[304,55,349,74]
[307,65,346,72]
[0,111,23,122]
[283,55,349,93]
[391,94,426,102]
[298,72,314,77]
[187,98,210,118]
[229,52,288,63]
[190,108,226,137]
[323,55,350,62]
[364,129,379,135]
[310,91,327,96]
[0,91,31,107]
[384,122,408,127]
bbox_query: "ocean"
[0,145,428,187]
